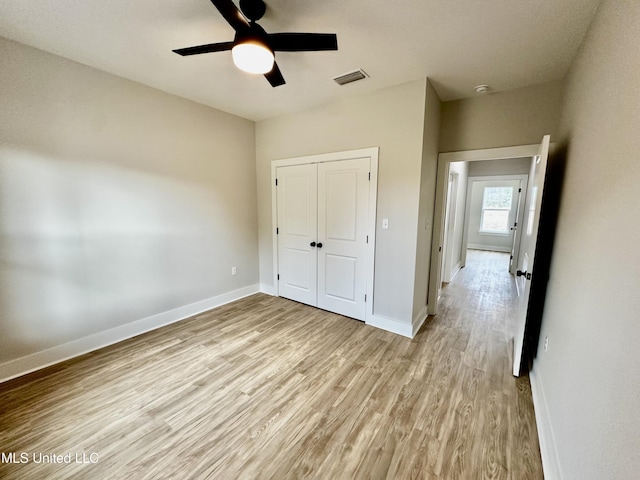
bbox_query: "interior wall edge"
[530,367,562,480]
[259,284,276,296]
[0,284,260,384]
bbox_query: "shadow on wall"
[522,141,569,370]
[0,146,245,365]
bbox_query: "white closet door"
[276,164,318,306]
[317,158,370,320]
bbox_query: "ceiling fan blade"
[173,41,234,56]
[265,62,285,87]
[268,33,338,52]
[210,0,250,32]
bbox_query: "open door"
[509,179,526,275]
[513,135,550,377]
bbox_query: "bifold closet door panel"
[317,158,370,321]
[276,164,318,307]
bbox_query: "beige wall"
[440,81,564,152]
[412,80,441,321]
[0,38,258,365]
[256,79,429,323]
[531,1,640,479]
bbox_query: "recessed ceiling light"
[474,84,491,94]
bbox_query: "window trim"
[479,186,514,235]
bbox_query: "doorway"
[460,174,529,276]
[429,144,542,313]
[441,174,527,339]
[428,138,551,377]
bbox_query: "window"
[480,186,513,234]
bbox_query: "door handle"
[310,242,316,247]
[517,270,532,280]
[317,243,323,248]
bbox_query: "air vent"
[333,69,369,86]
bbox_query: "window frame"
[479,186,514,235]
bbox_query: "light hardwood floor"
[0,250,543,479]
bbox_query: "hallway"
[440,249,519,350]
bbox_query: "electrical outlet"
[231,266,237,276]
[544,336,549,352]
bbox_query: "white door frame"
[428,144,541,316]
[441,173,455,282]
[271,147,379,322]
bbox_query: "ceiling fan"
[173,0,338,87]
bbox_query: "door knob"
[310,242,316,247]
[517,270,532,280]
[317,242,323,248]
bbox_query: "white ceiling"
[0,0,600,121]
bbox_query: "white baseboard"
[450,262,462,281]
[366,314,413,338]
[468,244,512,253]
[260,288,416,339]
[0,284,260,384]
[530,367,562,480]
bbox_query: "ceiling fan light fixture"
[232,40,274,74]
[173,0,338,87]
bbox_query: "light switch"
[382,218,389,229]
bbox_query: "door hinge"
[368,172,371,181]
[275,178,278,186]
[364,294,367,302]
[366,235,369,243]
[277,274,280,280]
[276,227,279,234]
[510,255,513,260]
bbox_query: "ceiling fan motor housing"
[234,22,271,50]
[239,0,266,22]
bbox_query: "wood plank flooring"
[0,250,543,479]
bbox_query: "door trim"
[441,173,457,283]
[271,147,379,322]
[428,144,541,316]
